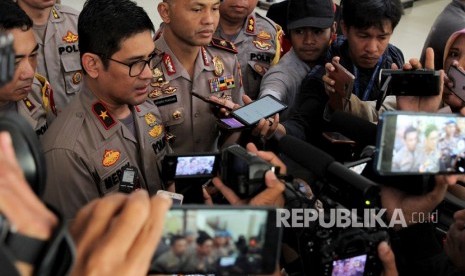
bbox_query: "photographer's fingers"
[211,176,242,205]
[378,242,398,276]
[203,186,214,205]
[250,171,285,207]
[97,190,151,254]
[424,47,435,70]
[125,193,172,274]
[246,143,287,175]
[71,193,128,260]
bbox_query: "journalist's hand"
[70,191,172,276]
[322,56,340,95]
[444,209,465,272]
[0,132,58,275]
[379,241,398,276]
[396,47,443,112]
[381,174,454,230]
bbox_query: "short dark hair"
[170,235,186,246]
[0,0,33,32]
[341,0,403,31]
[196,231,213,245]
[78,0,154,68]
[403,126,418,139]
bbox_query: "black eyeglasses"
[100,51,158,77]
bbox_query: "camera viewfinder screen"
[331,254,366,276]
[378,113,465,174]
[175,156,216,176]
[150,208,274,274]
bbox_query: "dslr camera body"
[310,226,388,276]
[162,144,275,198]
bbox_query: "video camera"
[162,144,275,198]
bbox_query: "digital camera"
[310,226,388,276]
[162,144,275,198]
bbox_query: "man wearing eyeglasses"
[41,0,171,219]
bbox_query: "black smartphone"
[218,95,287,130]
[149,205,282,275]
[191,92,233,111]
[380,69,441,96]
[447,64,465,102]
[162,152,221,181]
[375,111,465,175]
[323,131,356,144]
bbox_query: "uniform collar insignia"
[92,102,116,130]
[201,47,210,66]
[246,14,255,34]
[51,7,60,19]
[163,54,176,76]
[23,97,35,112]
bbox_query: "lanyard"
[353,56,384,101]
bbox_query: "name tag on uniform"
[154,95,177,107]
[209,75,236,93]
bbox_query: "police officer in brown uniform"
[17,0,81,121]
[154,0,244,153]
[42,0,170,219]
[0,1,48,137]
[215,0,282,99]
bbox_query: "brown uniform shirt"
[30,4,81,120]
[215,12,282,99]
[151,35,243,153]
[0,94,48,136]
[42,85,168,219]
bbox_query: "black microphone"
[279,135,380,209]
[328,111,378,147]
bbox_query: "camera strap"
[353,56,384,101]
[0,206,75,276]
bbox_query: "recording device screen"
[448,65,465,102]
[331,254,367,276]
[149,206,281,275]
[232,95,287,125]
[162,153,220,180]
[122,170,135,182]
[175,156,216,176]
[376,112,465,175]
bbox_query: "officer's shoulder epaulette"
[209,37,238,54]
[54,4,80,17]
[92,102,116,130]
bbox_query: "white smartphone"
[156,190,184,205]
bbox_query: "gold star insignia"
[99,110,109,120]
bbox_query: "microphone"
[328,111,378,147]
[279,135,380,209]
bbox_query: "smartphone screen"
[219,117,246,129]
[447,65,465,101]
[376,112,465,175]
[149,206,281,275]
[331,254,367,276]
[232,95,287,125]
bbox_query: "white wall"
[61,0,163,29]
